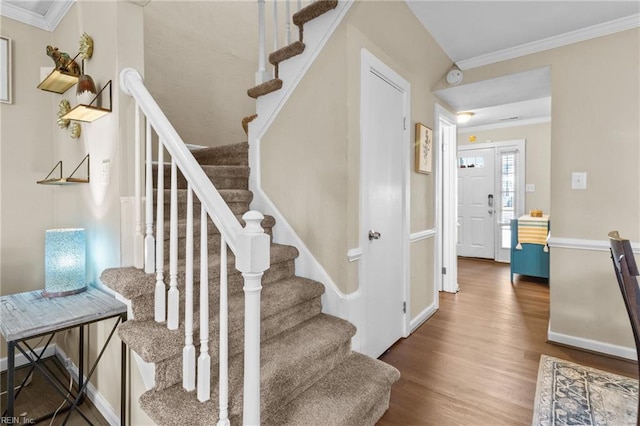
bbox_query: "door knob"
[368,230,381,240]
[488,209,494,215]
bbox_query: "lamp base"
[42,286,87,299]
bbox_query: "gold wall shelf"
[38,155,90,185]
[61,80,112,123]
[37,69,79,94]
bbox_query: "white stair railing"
[121,68,270,424]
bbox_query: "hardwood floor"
[377,257,638,426]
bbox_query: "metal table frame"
[1,288,127,425]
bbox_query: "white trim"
[458,116,551,134]
[0,344,57,372]
[457,139,525,152]
[548,328,637,361]
[410,302,438,333]
[410,229,436,243]
[347,248,362,262]
[457,14,640,70]
[548,236,640,253]
[0,0,74,32]
[435,104,459,294]
[54,346,121,426]
[359,48,412,354]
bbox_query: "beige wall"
[262,1,451,318]
[0,16,56,359]
[462,29,640,349]
[1,3,152,423]
[144,1,259,148]
[458,122,552,214]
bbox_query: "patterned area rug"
[533,355,638,425]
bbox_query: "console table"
[0,287,127,425]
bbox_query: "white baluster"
[197,206,211,402]
[134,105,144,269]
[167,158,179,330]
[144,118,155,273]
[155,141,166,323]
[238,211,270,425]
[297,0,302,11]
[256,0,270,84]
[273,0,279,52]
[217,235,230,425]
[286,0,291,45]
[183,184,195,391]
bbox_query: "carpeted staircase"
[101,1,400,424]
[101,143,399,425]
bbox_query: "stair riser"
[233,339,353,420]
[153,166,249,191]
[153,297,323,391]
[191,145,249,166]
[129,259,296,321]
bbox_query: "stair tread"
[264,352,400,426]
[139,314,356,425]
[247,78,283,99]
[292,0,338,27]
[269,41,305,65]
[119,276,325,363]
[101,243,299,300]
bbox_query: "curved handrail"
[120,68,242,252]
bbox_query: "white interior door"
[360,51,408,359]
[457,148,495,258]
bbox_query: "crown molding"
[458,116,550,134]
[0,0,74,32]
[457,13,640,71]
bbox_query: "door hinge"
[442,267,447,275]
[402,301,406,314]
[403,117,407,130]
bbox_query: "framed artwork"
[0,36,11,104]
[415,122,432,174]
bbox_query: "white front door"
[457,148,495,258]
[360,50,409,358]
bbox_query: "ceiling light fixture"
[457,112,474,124]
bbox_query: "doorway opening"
[457,140,526,262]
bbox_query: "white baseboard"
[548,328,637,361]
[54,346,121,426]
[0,344,57,372]
[410,302,438,333]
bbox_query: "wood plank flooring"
[377,257,638,426]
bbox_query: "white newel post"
[236,211,270,426]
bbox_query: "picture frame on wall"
[415,122,432,174]
[1,36,11,104]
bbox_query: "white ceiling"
[407,1,640,130]
[2,0,639,129]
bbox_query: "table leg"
[121,318,127,426]
[6,341,15,418]
[79,325,85,404]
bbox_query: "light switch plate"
[525,184,535,192]
[571,172,587,190]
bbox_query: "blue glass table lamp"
[43,228,87,298]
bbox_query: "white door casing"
[435,105,458,293]
[359,49,410,358]
[457,148,496,259]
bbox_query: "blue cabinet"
[510,218,550,283]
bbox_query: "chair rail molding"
[548,236,640,254]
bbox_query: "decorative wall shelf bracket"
[61,80,112,122]
[37,154,90,185]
